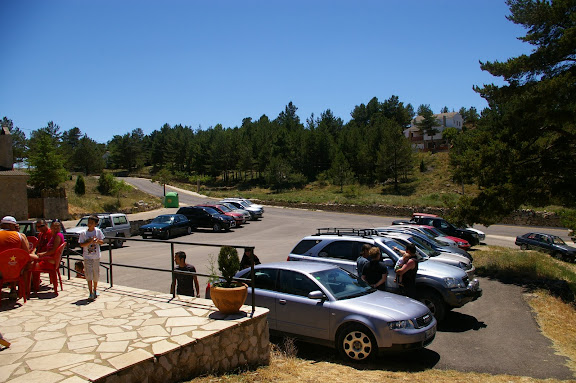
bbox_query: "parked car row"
[393,212,485,246]
[287,228,482,321]
[139,198,264,239]
[232,224,486,362]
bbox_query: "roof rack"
[314,228,379,237]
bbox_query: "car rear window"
[291,240,319,255]
[113,216,127,225]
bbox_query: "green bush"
[97,173,118,196]
[74,175,86,195]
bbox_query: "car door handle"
[279,299,287,305]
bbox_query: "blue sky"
[1,0,530,143]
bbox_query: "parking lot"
[62,195,573,378]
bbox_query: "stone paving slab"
[0,277,267,382]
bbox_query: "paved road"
[62,177,574,380]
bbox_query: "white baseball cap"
[1,216,17,224]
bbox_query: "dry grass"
[527,290,576,373]
[191,341,572,383]
[65,175,162,218]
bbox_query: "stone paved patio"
[0,277,269,383]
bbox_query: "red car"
[196,204,245,227]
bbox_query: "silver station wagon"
[236,262,436,362]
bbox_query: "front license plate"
[144,232,152,235]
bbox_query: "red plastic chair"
[27,236,38,252]
[0,248,31,303]
[31,242,66,295]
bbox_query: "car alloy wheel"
[162,230,170,240]
[338,324,376,362]
[520,244,528,250]
[212,223,222,232]
[186,226,192,235]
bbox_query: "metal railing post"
[108,240,114,287]
[171,242,175,299]
[66,245,71,280]
[249,247,256,318]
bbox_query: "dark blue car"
[515,232,576,262]
[139,214,192,240]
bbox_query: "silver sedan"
[236,262,436,362]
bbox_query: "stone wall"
[0,171,29,219]
[97,313,270,383]
[259,200,564,228]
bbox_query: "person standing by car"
[239,248,260,270]
[394,243,418,298]
[361,247,387,290]
[170,251,200,298]
[356,244,372,276]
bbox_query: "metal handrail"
[63,235,257,316]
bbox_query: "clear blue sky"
[1,0,530,143]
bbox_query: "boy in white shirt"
[79,215,104,301]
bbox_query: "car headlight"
[444,277,466,288]
[457,241,466,246]
[388,320,415,330]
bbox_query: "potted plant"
[209,246,248,314]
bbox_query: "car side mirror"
[308,290,326,300]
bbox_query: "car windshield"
[202,207,218,215]
[311,268,373,300]
[152,216,173,224]
[76,217,89,227]
[222,203,236,210]
[552,236,567,245]
[217,205,231,212]
[423,227,444,237]
[410,236,438,257]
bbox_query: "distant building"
[0,126,29,219]
[403,112,463,152]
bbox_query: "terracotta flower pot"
[210,283,248,314]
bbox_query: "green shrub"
[74,175,86,195]
[97,173,118,196]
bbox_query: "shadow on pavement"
[438,311,487,333]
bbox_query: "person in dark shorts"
[170,251,200,298]
[361,247,388,291]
